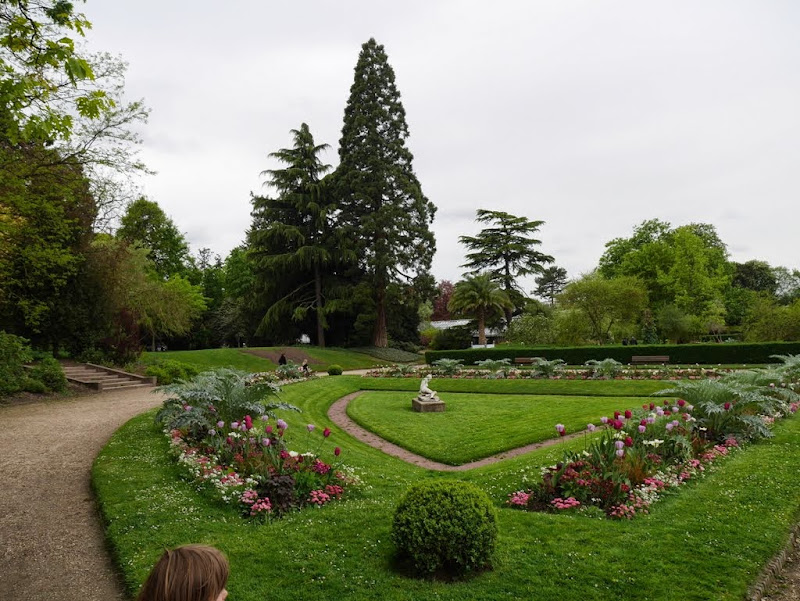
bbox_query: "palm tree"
[447,274,513,345]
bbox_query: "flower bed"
[364,365,731,381]
[506,368,799,519]
[156,368,357,519]
[167,419,357,518]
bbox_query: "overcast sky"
[85,1,800,291]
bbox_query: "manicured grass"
[141,347,386,372]
[347,391,650,464]
[141,348,275,372]
[359,376,671,396]
[94,376,800,601]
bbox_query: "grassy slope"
[141,347,385,372]
[347,391,651,464]
[94,376,800,601]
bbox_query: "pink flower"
[244,415,253,430]
[265,425,273,434]
[638,425,646,433]
[323,427,331,438]
[555,424,565,436]
[615,449,625,458]
[724,402,731,411]
[307,424,315,432]
[334,446,341,456]
[600,416,609,424]
[624,410,632,420]
[587,423,596,432]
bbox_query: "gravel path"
[0,387,164,601]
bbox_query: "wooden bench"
[514,357,535,365]
[631,355,669,364]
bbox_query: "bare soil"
[0,386,164,601]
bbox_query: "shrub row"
[425,341,800,366]
[0,332,67,396]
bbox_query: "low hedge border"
[425,342,800,366]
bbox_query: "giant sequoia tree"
[335,38,436,347]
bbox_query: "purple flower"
[262,438,271,447]
[209,429,217,436]
[587,424,596,432]
[646,416,656,424]
[615,449,625,458]
[307,424,315,432]
[615,440,624,450]
[656,408,664,416]
[276,419,288,430]
[261,415,269,421]
[672,406,679,413]
[231,421,239,429]
[217,421,225,428]
[600,416,609,424]
[638,425,646,433]
[666,423,674,431]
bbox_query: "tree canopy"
[334,38,436,347]
[448,274,512,346]
[459,209,553,323]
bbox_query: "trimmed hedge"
[425,341,800,366]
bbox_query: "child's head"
[137,544,229,601]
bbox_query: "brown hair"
[137,545,229,601]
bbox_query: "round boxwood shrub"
[392,480,497,577]
[327,364,343,376]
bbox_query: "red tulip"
[724,402,731,411]
[624,436,633,447]
[323,428,331,438]
[677,399,686,407]
[624,410,632,420]
[334,447,341,456]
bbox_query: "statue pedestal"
[412,394,446,412]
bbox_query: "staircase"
[61,363,156,391]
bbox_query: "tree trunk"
[151,333,156,352]
[314,260,325,348]
[372,284,388,348]
[478,311,486,346]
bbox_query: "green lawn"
[347,391,652,464]
[141,346,386,372]
[93,376,800,601]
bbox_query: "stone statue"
[419,374,436,397]
[413,374,445,412]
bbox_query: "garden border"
[747,523,800,601]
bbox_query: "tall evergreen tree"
[459,209,554,325]
[249,124,348,347]
[335,38,436,347]
[534,266,568,306]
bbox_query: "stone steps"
[62,363,156,391]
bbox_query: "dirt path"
[327,391,589,471]
[0,387,165,601]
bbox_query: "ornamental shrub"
[327,364,343,376]
[392,480,497,577]
[22,376,48,394]
[429,325,473,351]
[145,360,200,384]
[30,356,67,392]
[0,331,33,396]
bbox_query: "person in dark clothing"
[278,353,287,365]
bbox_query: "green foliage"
[335,38,436,347]
[145,360,200,385]
[21,376,48,394]
[117,198,190,278]
[249,124,351,347]
[742,297,800,342]
[505,313,552,345]
[429,325,473,351]
[30,356,67,392]
[327,364,343,376]
[276,361,305,380]
[155,368,299,438]
[558,273,648,343]
[459,209,554,320]
[584,358,624,379]
[0,331,33,395]
[448,274,512,345]
[474,357,513,377]
[534,265,568,305]
[530,357,565,378]
[392,481,497,577]
[425,341,800,365]
[431,358,463,376]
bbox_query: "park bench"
[631,355,670,364]
[514,357,535,365]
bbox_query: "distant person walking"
[302,359,310,375]
[278,353,287,366]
